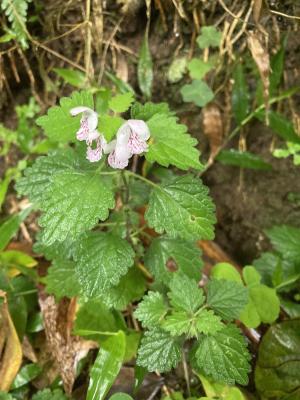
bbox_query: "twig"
[270,9,300,20]
[16,47,43,106]
[43,21,87,44]
[84,0,93,81]
[217,0,255,26]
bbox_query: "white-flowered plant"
[17,89,252,387]
[70,107,150,167]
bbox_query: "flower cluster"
[70,107,150,169]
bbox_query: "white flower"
[70,106,99,145]
[108,120,150,169]
[86,136,112,163]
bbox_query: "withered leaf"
[38,291,96,395]
[248,31,270,120]
[0,291,23,391]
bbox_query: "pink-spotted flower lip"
[86,134,112,163]
[107,119,150,169]
[70,106,99,145]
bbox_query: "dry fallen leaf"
[202,103,223,160]
[0,290,23,392]
[248,31,270,121]
[38,291,97,395]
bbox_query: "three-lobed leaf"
[188,59,214,80]
[145,175,216,241]
[196,26,222,49]
[239,266,280,328]
[180,80,214,108]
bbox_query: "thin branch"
[270,9,300,20]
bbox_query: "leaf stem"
[182,348,191,397]
[125,170,158,189]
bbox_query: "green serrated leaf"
[137,329,182,372]
[134,291,167,328]
[146,113,202,170]
[37,91,94,143]
[145,175,216,241]
[38,171,115,244]
[162,311,191,336]
[138,34,153,98]
[109,92,135,113]
[216,150,272,170]
[188,59,214,80]
[144,236,203,284]
[102,267,146,311]
[87,331,126,400]
[98,115,124,142]
[181,80,214,107]
[33,233,74,261]
[131,102,172,121]
[195,310,224,335]
[43,260,81,300]
[197,26,222,49]
[168,274,204,314]
[207,279,248,321]
[265,225,300,263]
[74,232,135,297]
[195,324,251,385]
[16,149,79,205]
[232,64,250,124]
